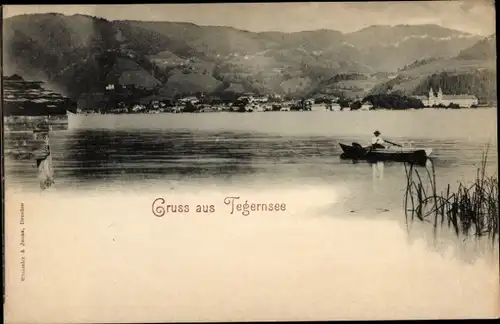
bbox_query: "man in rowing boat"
[371,130,385,149]
[371,130,401,149]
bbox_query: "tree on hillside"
[350,100,362,110]
[362,94,424,110]
[338,98,350,108]
[398,57,442,71]
[184,101,198,113]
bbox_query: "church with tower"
[414,87,479,108]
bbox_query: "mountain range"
[3,13,496,102]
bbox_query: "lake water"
[5,109,498,212]
[4,109,499,321]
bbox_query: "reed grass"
[403,149,499,243]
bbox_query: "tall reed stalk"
[403,150,499,244]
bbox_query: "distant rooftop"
[3,75,76,115]
[4,74,25,81]
[442,94,478,100]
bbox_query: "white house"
[416,87,479,108]
[310,103,328,111]
[360,101,374,111]
[253,96,269,103]
[178,96,199,104]
[132,104,147,112]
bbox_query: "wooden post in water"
[4,115,68,190]
[4,75,74,190]
[33,127,54,190]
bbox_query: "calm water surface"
[5,109,499,320]
[6,109,498,211]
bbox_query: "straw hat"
[373,130,381,136]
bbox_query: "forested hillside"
[3,13,493,100]
[367,35,496,104]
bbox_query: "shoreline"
[2,106,496,125]
[71,106,496,115]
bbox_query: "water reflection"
[400,214,499,266]
[4,125,499,267]
[394,157,498,265]
[5,128,497,203]
[372,161,385,181]
[61,130,260,180]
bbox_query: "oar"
[385,140,403,147]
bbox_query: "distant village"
[78,87,376,114]
[3,74,483,119]
[76,82,482,115]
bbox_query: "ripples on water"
[5,118,497,259]
[4,110,499,285]
[5,110,498,195]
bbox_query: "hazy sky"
[3,1,496,36]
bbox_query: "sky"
[2,1,496,36]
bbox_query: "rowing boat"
[339,142,432,165]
